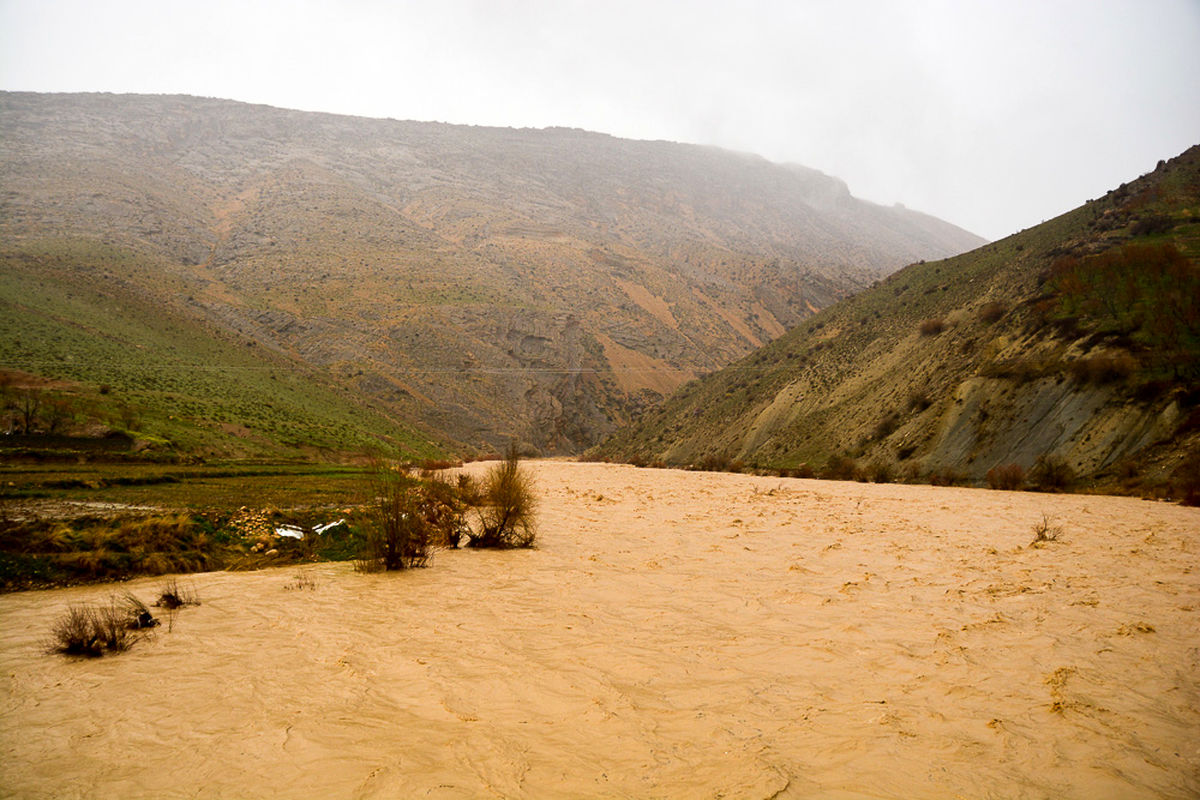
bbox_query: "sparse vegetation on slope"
[594,145,1200,497]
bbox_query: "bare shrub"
[986,463,1025,491]
[919,318,946,336]
[470,443,537,549]
[907,390,933,413]
[873,412,901,440]
[928,468,966,486]
[694,453,730,472]
[1172,451,1200,507]
[1030,514,1063,546]
[1029,455,1075,492]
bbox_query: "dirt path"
[1,462,1197,798]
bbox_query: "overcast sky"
[2,0,1197,240]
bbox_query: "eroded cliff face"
[594,145,1200,488]
[925,375,1181,481]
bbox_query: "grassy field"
[0,460,395,591]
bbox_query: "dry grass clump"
[48,594,158,657]
[284,572,318,591]
[470,443,537,549]
[155,578,201,609]
[986,463,1026,490]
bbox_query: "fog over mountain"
[0,91,983,453]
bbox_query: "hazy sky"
[2,0,1197,240]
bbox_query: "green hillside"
[594,145,1200,494]
[0,238,445,461]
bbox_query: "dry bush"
[873,412,901,440]
[820,454,860,482]
[456,472,483,505]
[907,390,933,413]
[1172,452,1200,506]
[1068,353,1138,385]
[986,463,1026,491]
[48,605,106,657]
[928,468,966,486]
[1030,514,1063,546]
[470,443,537,549]
[919,318,946,336]
[1029,455,1075,492]
[978,302,1008,324]
[867,460,894,483]
[694,453,730,472]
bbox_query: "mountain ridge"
[0,91,984,454]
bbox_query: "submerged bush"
[986,463,1026,491]
[1029,455,1075,492]
[155,578,201,609]
[359,462,468,570]
[48,594,156,657]
[820,454,860,482]
[470,443,537,549]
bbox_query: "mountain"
[0,92,984,455]
[593,146,1200,493]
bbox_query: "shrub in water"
[986,463,1025,491]
[470,443,537,549]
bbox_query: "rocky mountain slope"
[594,146,1200,493]
[0,92,983,454]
